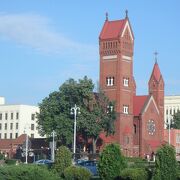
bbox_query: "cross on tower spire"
[125,10,128,18]
[105,12,108,21]
[154,51,158,63]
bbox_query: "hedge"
[64,165,92,180]
[120,168,148,180]
[0,164,61,180]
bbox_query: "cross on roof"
[154,51,158,63]
[106,12,108,21]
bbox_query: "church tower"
[99,11,135,155]
[148,54,164,117]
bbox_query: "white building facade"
[164,95,180,128]
[0,97,42,139]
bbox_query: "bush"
[153,144,178,180]
[98,143,127,180]
[0,154,4,160]
[53,146,72,177]
[5,159,17,165]
[120,168,148,180]
[64,165,92,180]
[0,164,60,180]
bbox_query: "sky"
[0,1,180,105]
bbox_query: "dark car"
[34,159,54,168]
[77,160,98,176]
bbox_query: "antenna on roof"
[125,9,128,18]
[154,51,158,64]
[105,12,108,21]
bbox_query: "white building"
[164,95,180,128]
[0,97,42,139]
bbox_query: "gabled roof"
[151,62,162,82]
[99,19,126,40]
[133,95,148,116]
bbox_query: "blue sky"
[0,1,180,105]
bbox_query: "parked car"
[34,159,54,168]
[77,160,98,176]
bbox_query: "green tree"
[153,144,178,180]
[171,110,180,129]
[37,76,116,152]
[98,143,127,180]
[53,145,72,177]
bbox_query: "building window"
[31,114,35,120]
[16,112,19,119]
[16,123,18,130]
[170,108,172,115]
[134,124,136,134]
[11,113,13,120]
[176,133,180,143]
[31,124,34,130]
[5,113,8,120]
[4,133,7,139]
[0,113,2,120]
[10,133,13,139]
[166,109,168,115]
[4,123,7,130]
[123,105,129,114]
[15,133,18,138]
[10,123,13,130]
[0,123,1,130]
[106,77,114,86]
[123,78,129,87]
[31,134,34,138]
[0,133,1,139]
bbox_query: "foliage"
[0,153,4,160]
[53,146,72,177]
[172,110,180,129]
[37,76,116,152]
[64,165,92,180]
[153,144,178,180]
[98,143,127,180]
[0,165,60,180]
[120,168,148,180]
[5,159,17,165]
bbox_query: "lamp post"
[52,130,56,162]
[24,124,30,164]
[71,104,80,161]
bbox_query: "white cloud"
[0,13,98,59]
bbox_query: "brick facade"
[99,13,164,157]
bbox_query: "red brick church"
[99,12,164,157]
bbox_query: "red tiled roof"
[133,95,148,116]
[99,19,126,40]
[152,62,161,81]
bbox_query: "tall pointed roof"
[151,62,162,82]
[99,19,126,40]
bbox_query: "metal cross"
[154,51,158,63]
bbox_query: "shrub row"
[0,165,60,180]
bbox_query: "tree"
[171,110,180,129]
[98,143,127,180]
[53,145,72,177]
[37,76,116,152]
[153,144,178,180]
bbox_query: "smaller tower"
[148,52,164,116]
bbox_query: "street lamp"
[71,104,80,161]
[51,130,56,162]
[24,124,30,164]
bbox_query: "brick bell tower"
[99,11,135,155]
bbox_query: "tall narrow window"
[106,77,114,86]
[10,133,13,139]
[11,113,13,120]
[4,133,7,139]
[5,113,8,120]
[0,113,2,120]
[15,133,18,138]
[10,123,13,130]
[0,123,1,130]
[16,123,18,130]
[4,123,7,130]
[123,105,129,114]
[134,124,137,134]
[123,78,129,87]
[31,124,34,130]
[31,114,35,120]
[16,112,19,119]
